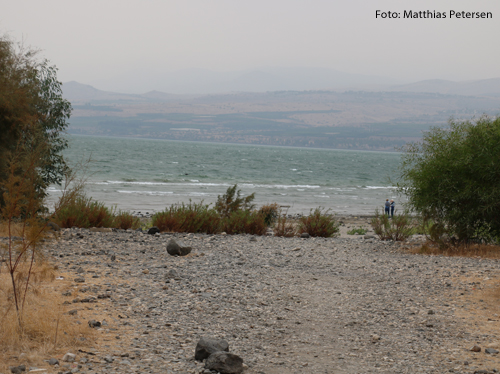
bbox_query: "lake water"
[48,135,403,215]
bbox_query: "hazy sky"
[2,0,499,91]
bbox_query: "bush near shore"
[50,186,341,237]
[52,195,141,230]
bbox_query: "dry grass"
[446,274,500,370]
[411,242,500,259]
[0,262,95,371]
[0,221,25,237]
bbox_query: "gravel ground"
[13,225,500,374]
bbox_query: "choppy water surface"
[49,135,403,215]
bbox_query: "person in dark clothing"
[384,199,390,216]
[390,199,395,218]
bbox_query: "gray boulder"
[204,351,244,374]
[167,239,192,256]
[195,337,229,361]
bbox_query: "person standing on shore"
[390,199,395,218]
[384,199,390,216]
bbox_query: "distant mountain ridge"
[85,67,398,95]
[63,76,500,104]
[62,81,197,103]
[388,78,500,96]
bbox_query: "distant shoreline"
[66,133,402,154]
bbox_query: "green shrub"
[347,227,367,235]
[397,116,500,243]
[53,195,114,228]
[298,208,339,238]
[273,213,297,237]
[258,203,280,226]
[151,202,221,234]
[222,210,267,235]
[114,211,141,230]
[371,209,415,241]
[215,184,255,217]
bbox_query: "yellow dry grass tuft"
[0,220,25,238]
[0,261,95,371]
[409,242,500,259]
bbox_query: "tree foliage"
[0,36,71,206]
[397,116,500,243]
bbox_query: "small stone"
[470,345,481,352]
[485,348,499,354]
[68,309,77,316]
[62,353,76,362]
[142,269,150,274]
[300,233,310,238]
[165,269,181,280]
[48,358,59,365]
[88,320,101,328]
[74,277,85,283]
[9,365,26,374]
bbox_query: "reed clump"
[371,209,415,241]
[298,208,340,238]
[113,210,141,230]
[52,195,115,229]
[152,202,221,234]
[222,210,267,235]
[151,185,270,235]
[273,213,297,237]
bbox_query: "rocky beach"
[3,217,500,374]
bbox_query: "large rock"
[167,239,192,256]
[195,337,229,361]
[147,226,160,235]
[204,351,244,374]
